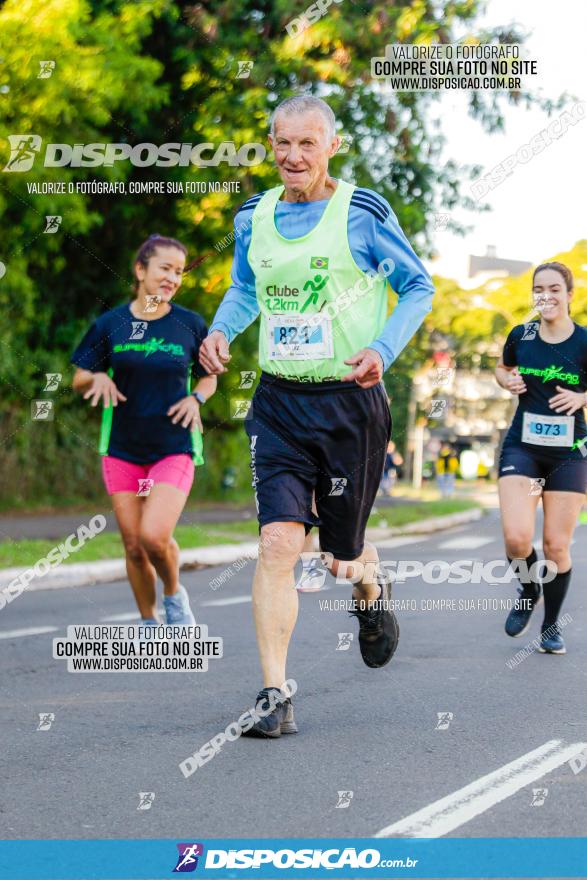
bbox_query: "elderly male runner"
[200,96,434,737]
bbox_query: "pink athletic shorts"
[101,454,195,496]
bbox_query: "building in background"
[464,245,532,290]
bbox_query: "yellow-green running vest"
[248,179,389,381]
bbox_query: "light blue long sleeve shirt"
[210,183,434,371]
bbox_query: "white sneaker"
[296,565,325,592]
[163,584,196,625]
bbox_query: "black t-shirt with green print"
[71,302,208,463]
[502,321,587,459]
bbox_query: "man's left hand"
[342,348,384,388]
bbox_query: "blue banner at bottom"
[0,838,585,879]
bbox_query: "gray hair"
[269,96,336,141]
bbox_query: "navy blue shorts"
[245,373,392,560]
[498,445,587,493]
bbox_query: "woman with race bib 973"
[496,262,587,655]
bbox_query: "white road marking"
[375,739,587,839]
[437,536,494,550]
[0,626,58,640]
[201,596,252,607]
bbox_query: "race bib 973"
[521,411,574,447]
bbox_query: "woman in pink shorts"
[71,234,217,627]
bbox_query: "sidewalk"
[451,479,499,509]
[0,502,257,542]
[0,505,486,593]
[0,493,426,542]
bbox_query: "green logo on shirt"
[113,338,185,358]
[518,364,579,385]
[301,274,329,312]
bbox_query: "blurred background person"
[379,440,403,496]
[436,444,459,497]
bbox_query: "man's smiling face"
[269,110,339,198]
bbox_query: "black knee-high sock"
[507,548,541,600]
[542,568,572,630]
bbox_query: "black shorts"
[245,372,392,560]
[498,444,587,493]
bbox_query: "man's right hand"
[83,372,127,408]
[199,330,231,375]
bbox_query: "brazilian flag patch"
[310,256,329,269]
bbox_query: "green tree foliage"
[0,0,570,504]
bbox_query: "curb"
[366,506,484,539]
[0,507,484,594]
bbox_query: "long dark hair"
[132,234,208,291]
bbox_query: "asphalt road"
[2,505,587,843]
